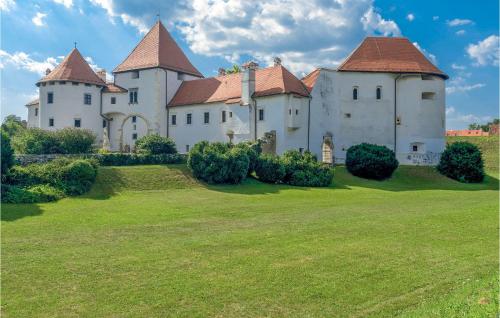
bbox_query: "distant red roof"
[25,98,39,107]
[103,83,127,93]
[338,37,448,79]
[169,65,310,107]
[114,21,203,77]
[446,129,489,137]
[38,48,106,85]
[301,68,321,93]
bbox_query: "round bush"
[234,141,262,175]
[1,130,14,178]
[346,143,399,180]
[135,134,177,155]
[255,154,286,183]
[61,159,98,195]
[56,128,96,154]
[187,141,249,184]
[12,128,62,154]
[437,142,484,183]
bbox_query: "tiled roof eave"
[113,64,203,77]
[337,69,448,80]
[37,78,105,86]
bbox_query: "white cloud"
[446,106,494,129]
[53,0,73,8]
[361,7,401,37]
[446,18,474,27]
[446,73,485,94]
[406,13,415,22]
[0,0,15,11]
[432,16,439,21]
[455,30,466,36]
[89,0,149,34]
[451,63,466,70]
[32,12,48,27]
[412,42,438,65]
[446,83,485,94]
[467,35,499,66]
[0,50,59,75]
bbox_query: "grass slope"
[2,149,498,317]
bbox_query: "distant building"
[446,129,489,137]
[489,124,499,136]
[26,21,448,165]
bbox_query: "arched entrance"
[322,135,333,164]
[119,114,152,152]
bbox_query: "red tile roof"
[38,48,106,85]
[168,65,310,107]
[114,21,203,77]
[25,98,39,106]
[103,83,127,93]
[338,37,448,79]
[301,68,321,93]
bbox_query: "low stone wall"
[15,154,86,166]
[14,153,187,166]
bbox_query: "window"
[131,71,139,79]
[60,81,66,85]
[84,93,92,105]
[132,133,138,140]
[289,109,292,115]
[171,114,177,125]
[72,82,79,86]
[186,113,192,125]
[102,120,107,128]
[186,145,190,152]
[353,87,358,100]
[129,88,138,104]
[177,72,186,81]
[74,118,81,128]
[204,112,210,124]
[422,92,435,100]
[49,82,55,85]
[421,75,434,80]
[111,97,116,104]
[132,116,137,123]
[47,92,54,104]
[295,109,299,115]
[133,124,136,130]
[299,147,304,154]
[85,83,91,87]
[49,118,54,127]
[376,87,382,100]
[412,145,418,152]
[222,111,226,123]
[258,109,264,121]
[35,108,38,116]
[229,112,233,118]
[344,113,351,118]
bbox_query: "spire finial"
[156,13,160,22]
[74,42,77,49]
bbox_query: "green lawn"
[2,150,499,316]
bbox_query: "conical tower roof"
[38,48,105,85]
[113,21,203,77]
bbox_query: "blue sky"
[1,0,498,129]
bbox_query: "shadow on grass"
[333,166,499,192]
[1,204,43,222]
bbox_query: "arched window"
[376,86,382,100]
[353,87,358,100]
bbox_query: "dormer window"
[131,71,139,79]
[353,87,358,100]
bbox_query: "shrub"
[91,153,185,166]
[345,143,399,180]
[1,184,64,203]
[287,163,333,187]
[255,154,285,183]
[135,134,177,155]
[437,142,484,183]
[187,141,249,184]
[12,128,61,154]
[234,141,262,175]
[56,128,96,154]
[1,130,14,178]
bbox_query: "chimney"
[96,69,107,82]
[241,61,258,106]
[218,67,226,76]
[45,68,51,75]
[273,57,282,66]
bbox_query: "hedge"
[135,134,177,155]
[91,153,185,166]
[12,128,96,154]
[345,143,399,180]
[437,142,484,183]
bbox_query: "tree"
[1,130,14,179]
[225,65,241,74]
[2,115,25,137]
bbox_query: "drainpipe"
[252,97,258,141]
[99,86,110,138]
[394,74,402,154]
[307,96,311,151]
[164,69,170,138]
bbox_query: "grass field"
[2,138,498,317]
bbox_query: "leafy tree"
[226,65,241,74]
[1,130,14,179]
[468,123,481,130]
[2,115,25,137]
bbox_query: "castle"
[26,21,448,165]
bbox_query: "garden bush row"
[13,128,96,154]
[90,153,185,166]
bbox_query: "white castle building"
[26,21,447,165]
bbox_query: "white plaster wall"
[38,81,104,144]
[26,105,39,128]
